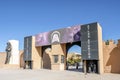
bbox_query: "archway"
[20,52,24,68]
[66,41,82,72]
[42,45,51,69]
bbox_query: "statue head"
[6,42,12,52]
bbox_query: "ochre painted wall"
[1,38,120,73]
[0,51,23,69]
[103,40,120,73]
[20,50,24,68]
[51,44,66,70]
[31,36,42,69]
[0,52,6,67]
[97,23,104,74]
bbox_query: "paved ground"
[0,69,120,80]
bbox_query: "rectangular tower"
[24,36,42,69]
[24,36,32,69]
[81,22,103,74]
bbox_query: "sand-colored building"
[103,40,120,73]
[0,22,120,74]
[1,40,120,74]
[0,50,24,69]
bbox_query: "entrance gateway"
[24,22,103,74]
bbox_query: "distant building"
[67,52,81,60]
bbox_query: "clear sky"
[0,0,120,52]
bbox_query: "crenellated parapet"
[117,39,120,48]
[103,40,115,45]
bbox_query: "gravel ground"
[0,69,120,80]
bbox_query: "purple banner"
[35,25,81,46]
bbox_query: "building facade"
[23,22,103,74]
[0,22,120,74]
[103,40,120,73]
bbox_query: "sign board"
[35,25,81,46]
[81,23,99,60]
[24,36,32,61]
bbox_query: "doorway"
[42,45,51,69]
[83,60,98,73]
[66,41,82,72]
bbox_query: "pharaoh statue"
[5,40,19,64]
[5,42,12,64]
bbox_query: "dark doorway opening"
[42,45,51,69]
[24,61,32,69]
[84,60,98,73]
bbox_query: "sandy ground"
[0,69,120,80]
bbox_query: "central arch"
[66,41,82,72]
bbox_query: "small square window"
[53,55,58,63]
[61,55,64,63]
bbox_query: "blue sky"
[0,0,120,52]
